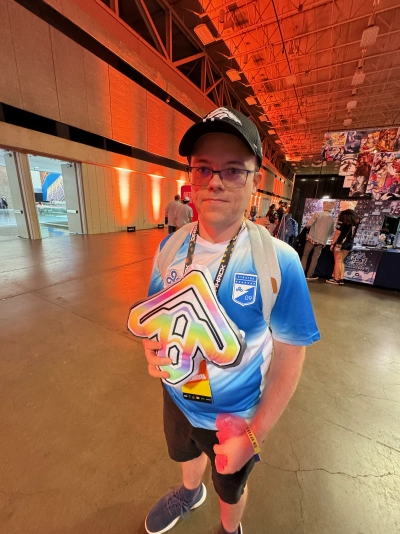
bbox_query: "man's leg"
[307,243,323,277]
[219,485,248,533]
[181,453,208,489]
[301,240,314,274]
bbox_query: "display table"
[314,246,400,290]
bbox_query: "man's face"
[190,133,261,231]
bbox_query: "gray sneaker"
[145,483,207,534]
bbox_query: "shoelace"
[166,489,193,518]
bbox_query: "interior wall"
[0,166,14,208]
[0,0,195,162]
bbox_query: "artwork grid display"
[322,127,400,200]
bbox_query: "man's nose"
[207,171,225,189]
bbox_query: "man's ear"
[252,171,262,193]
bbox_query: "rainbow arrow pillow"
[127,264,247,387]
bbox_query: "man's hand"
[213,433,254,475]
[142,339,171,379]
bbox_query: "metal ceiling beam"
[208,0,333,42]
[173,51,205,67]
[132,0,169,58]
[242,45,400,79]
[230,29,400,71]
[254,64,400,97]
[216,4,399,46]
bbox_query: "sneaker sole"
[145,484,207,534]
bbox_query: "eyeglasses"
[186,167,257,189]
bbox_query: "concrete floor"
[0,230,399,534]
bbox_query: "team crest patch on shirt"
[232,273,258,306]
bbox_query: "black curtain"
[291,174,350,227]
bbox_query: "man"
[142,107,320,534]
[165,194,181,234]
[301,201,335,281]
[175,196,193,229]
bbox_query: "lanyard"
[183,221,245,294]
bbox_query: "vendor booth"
[301,198,400,290]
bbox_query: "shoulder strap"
[157,222,196,280]
[246,220,281,327]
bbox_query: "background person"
[327,201,359,286]
[141,106,320,534]
[266,204,278,235]
[165,194,181,234]
[248,205,257,222]
[301,201,335,281]
[175,196,193,229]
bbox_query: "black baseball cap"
[179,107,263,166]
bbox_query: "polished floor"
[0,230,399,534]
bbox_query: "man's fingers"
[146,354,172,367]
[143,339,163,351]
[148,364,170,379]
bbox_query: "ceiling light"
[226,69,241,82]
[223,19,234,33]
[268,129,276,134]
[360,25,379,48]
[245,96,257,105]
[259,115,268,122]
[357,59,365,70]
[194,24,214,45]
[343,118,352,126]
[347,100,357,110]
[285,74,297,86]
[351,71,365,85]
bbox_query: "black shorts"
[162,386,256,505]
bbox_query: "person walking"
[266,204,278,235]
[140,106,320,534]
[326,201,359,286]
[165,194,181,234]
[276,211,298,246]
[175,197,193,229]
[301,201,335,280]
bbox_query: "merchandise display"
[301,198,400,289]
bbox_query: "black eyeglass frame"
[186,166,257,189]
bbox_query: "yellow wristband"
[245,427,261,455]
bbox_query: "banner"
[344,249,383,284]
[366,152,400,200]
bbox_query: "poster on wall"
[343,250,383,284]
[321,145,345,161]
[390,201,400,216]
[366,152,400,200]
[359,130,380,152]
[321,132,346,162]
[348,153,374,198]
[376,128,400,152]
[340,155,357,176]
[344,131,365,154]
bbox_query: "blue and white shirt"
[148,228,320,430]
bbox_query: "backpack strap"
[157,220,281,327]
[157,222,196,280]
[246,220,281,327]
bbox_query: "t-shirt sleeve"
[270,251,320,346]
[147,235,172,296]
